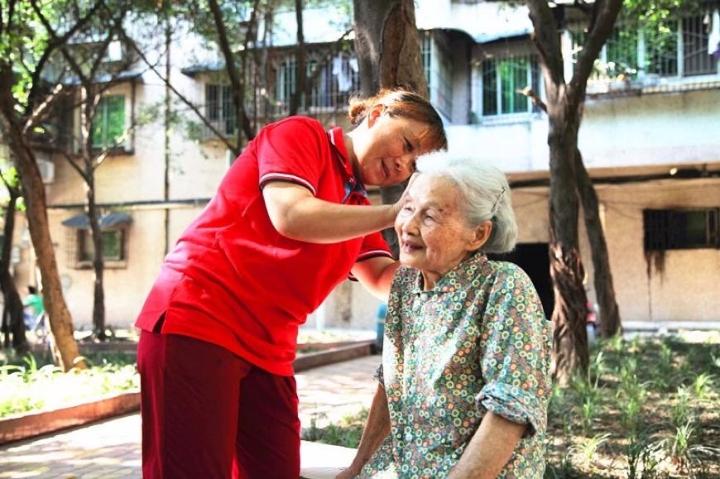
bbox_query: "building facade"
[9,0,720,331]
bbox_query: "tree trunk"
[353,0,428,256]
[290,0,306,116]
[574,149,621,337]
[87,177,106,340]
[0,75,83,370]
[0,191,29,355]
[547,101,589,385]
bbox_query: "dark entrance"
[488,243,554,320]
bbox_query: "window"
[274,53,359,115]
[480,54,540,117]
[572,12,718,80]
[206,84,236,136]
[421,32,453,118]
[78,229,126,262]
[644,208,720,251]
[91,95,125,149]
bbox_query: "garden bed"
[0,338,375,444]
[305,334,720,478]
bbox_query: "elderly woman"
[337,156,552,479]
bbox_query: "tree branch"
[26,0,106,114]
[119,29,236,153]
[526,0,565,88]
[571,0,622,98]
[22,83,65,134]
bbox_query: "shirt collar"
[410,251,489,295]
[328,126,367,202]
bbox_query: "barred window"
[571,13,718,79]
[480,54,540,116]
[644,208,720,251]
[205,84,236,136]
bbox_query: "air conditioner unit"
[37,159,55,184]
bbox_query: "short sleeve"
[257,118,327,196]
[357,232,393,263]
[347,232,393,281]
[475,263,552,437]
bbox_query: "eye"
[404,137,414,153]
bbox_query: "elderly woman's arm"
[336,383,391,479]
[447,412,526,479]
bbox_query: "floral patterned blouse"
[360,253,552,479]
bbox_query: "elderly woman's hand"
[335,466,360,479]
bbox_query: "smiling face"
[348,107,434,187]
[395,175,492,289]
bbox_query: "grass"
[304,334,720,479]
[0,352,139,419]
[302,408,369,448]
[546,334,720,479]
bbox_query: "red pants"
[137,330,300,478]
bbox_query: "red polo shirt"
[135,117,392,376]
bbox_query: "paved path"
[0,355,380,479]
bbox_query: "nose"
[393,153,417,177]
[399,209,420,235]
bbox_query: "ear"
[366,103,385,128]
[466,220,493,251]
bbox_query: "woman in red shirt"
[136,89,446,478]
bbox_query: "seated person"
[23,286,45,332]
[338,155,552,479]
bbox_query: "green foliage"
[0,352,139,419]
[302,408,368,448]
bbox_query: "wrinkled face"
[395,175,489,288]
[352,111,433,187]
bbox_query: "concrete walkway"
[0,355,380,479]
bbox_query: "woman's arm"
[351,257,399,300]
[336,383,391,479]
[447,412,526,479]
[263,182,399,243]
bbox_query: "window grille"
[274,54,359,116]
[205,84,236,137]
[682,15,718,76]
[421,32,453,118]
[571,13,718,80]
[480,54,539,116]
[644,208,720,251]
[77,229,125,262]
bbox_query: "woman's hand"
[335,466,361,479]
[390,173,419,217]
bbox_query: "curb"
[294,340,375,372]
[0,391,140,446]
[0,341,376,445]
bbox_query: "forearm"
[353,258,400,300]
[348,384,391,473]
[264,185,397,243]
[447,412,525,479]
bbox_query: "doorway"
[488,243,554,320]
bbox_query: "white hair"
[415,152,518,253]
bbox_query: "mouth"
[400,239,423,253]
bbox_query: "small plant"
[671,386,693,429]
[577,433,610,466]
[691,373,714,401]
[670,420,694,472]
[626,433,664,479]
